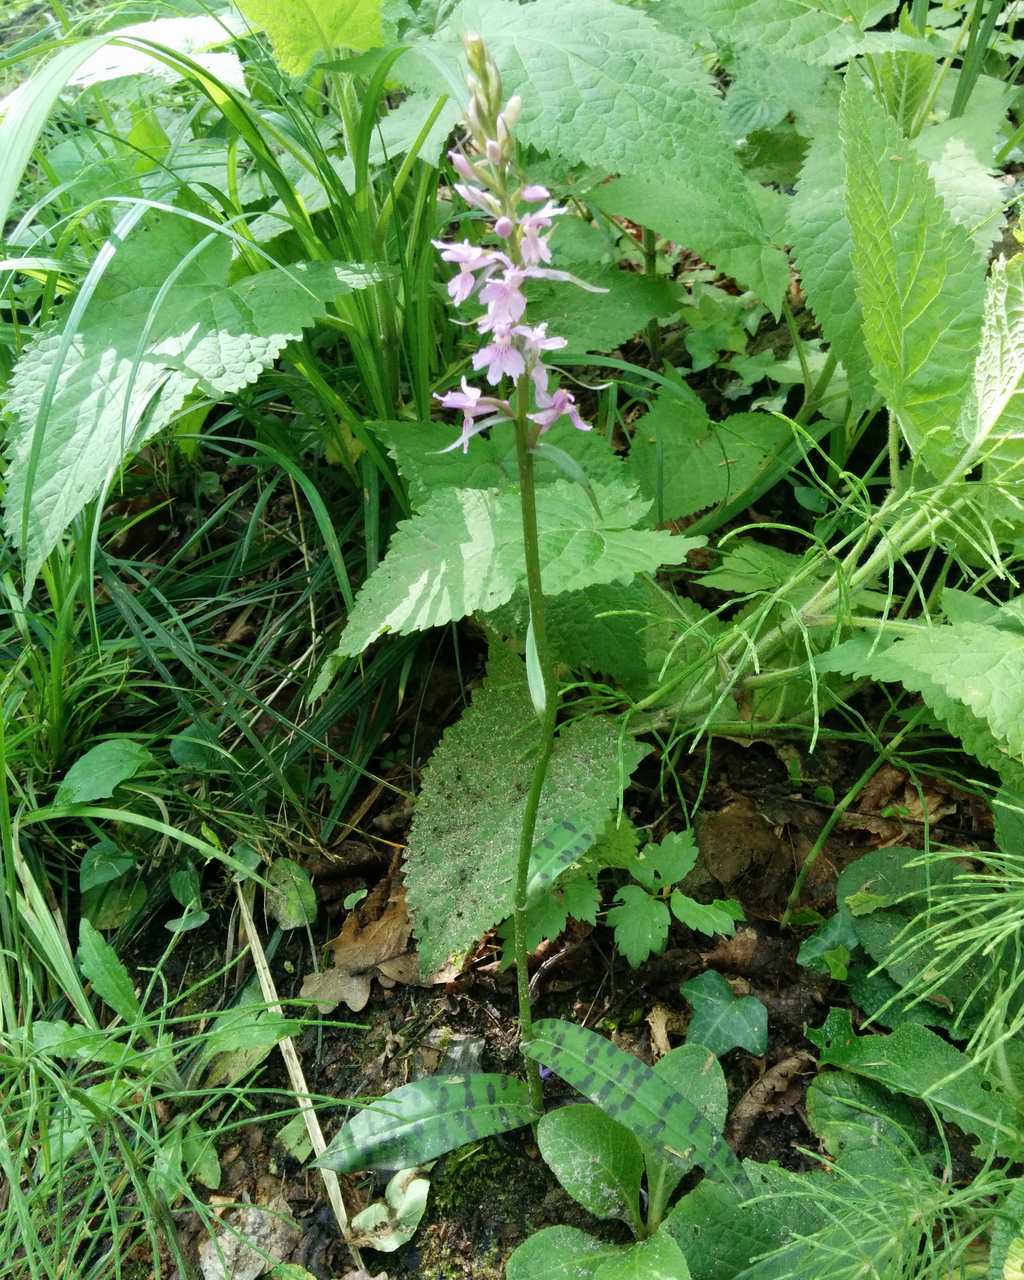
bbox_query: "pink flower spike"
[515,322,568,357]
[529,385,592,434]
[433,240,507,305]
[455,183,501,216]
[472,329,526,385]
[522,184,550,201]
[449,149,479,182]
[494,216,515,238]
[478,269,528,331]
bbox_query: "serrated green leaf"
[266,858,317,929]
[595,1235,692,1280]
[77,918,142,1025]
[332,481,698,659]
[672,0,900,65]
[525,264,678,353]
[916,132,1005,255]
[235,0,382,71]
[56,740,153,805]
[592,174,788,312]
[406,644,647,972]
[806,1071,931,1163]
[314,1073,537,1173]
[671,895,741,937]
[3,214,372,583]
[682,971,767,1057]
[524,1018,751,1193]
[538,1104,644,1225]
[632,832,699,891]
[607,885,670,968]
[789,133,874,417]
[840,71,986,476]
[507,1226,626,1280]
[809,1009,1022,1158]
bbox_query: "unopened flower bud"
[494,216,515,238]
[503,95,522,127]
[486,138,503,166]
[449,149,478,181]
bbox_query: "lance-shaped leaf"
[406,644,648,973]
[840,71,986,476]
[669,0,900,65]
[314,1073,537,1173]
[234,0,382,72]
[331,481,698,659]
[524,1019,751,1194]
[3,213,374,584]
[526,819,596,906]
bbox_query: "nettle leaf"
[507,1226,626,1280]
[537,1104,644,1225]
[682,971,767,1057]
[789,133,874,417]
[840,71,986,476]
[315,1073,537,1173]
[4,214,372,583]
[406,644,648,973]
[525,264,678,353]
[607,885,670,968]
[331,480,698,659]
[56,740,153,805]
[595,1235,692,1280]
[234,0,383,72]
[524,1018,752,1194]
[671,0,900,65]
[628,397,798,525]
[810,1009,1022,1158]
[916,131,1006,255]
[806,1071,932,1164]
[592,175,787,313]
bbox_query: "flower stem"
[511,377,557,1115]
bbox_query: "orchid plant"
[432,34,604,1109]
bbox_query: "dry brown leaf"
[645,1004,675,1059]
[726,1051,815,1149]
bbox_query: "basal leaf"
[56,740,153,805]
[524,1018,751,1194]
[3,213,372,583]
[77,918,142,1025]
[840,71,986,476]
[681,971,767,1057]
[314,1073,537,1173]
[526,820,596,906]
[669,0,900,65]
[644,1044,729,1201]
[234,0,383,72]
[594,1235,692,1280]
[592,174,788,313]
[537,1104,644,1225]
[789,133,874,417]
[507,1226,625,1280]
[406,644,648,972]
[331,481,698,658]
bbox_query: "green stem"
[511,378,557,1116]
[642,228,661,364]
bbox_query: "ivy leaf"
[789,133,874,418]
[3,213,373,584]
[405,644,648,973]
[329,481,699,661]
[607,885,670,968]
[840,70,986,477]
[681,971,767,1057]
[234,0,383,72]
[266,858,317,929]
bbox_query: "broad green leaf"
[266,858,317,929]
[79,840,135,893]
[77,918,142,1024]
[645,1043,728,1202]
[4,214,373,583]
[331,481,698,659]
[524,1018,751,1194]
[507,1226,625,1280]
[314,1073,536,1173]
[806,1071,931,1163]
[681,971,767,1057]
[537,1104,644,1225]
[0,35,109,233]
[592,174,788,312]
[56,740,153,805]
[840,71,986,476]
[809,1009,1022,1158]
[526,820,596,906]
[988,1179,1024,1280]
[957,255,1024,487]
[628,400,799,525]
[234,0,382,71]
[632,832,699,891]
[595,1235,692,1280]
[525,264,678,353]
[406,644,647,972]
[789,134,874,417]
[916,130,1006,255]
[607,886,670,968]
[669,0,900,64]
[671,895,742,938]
